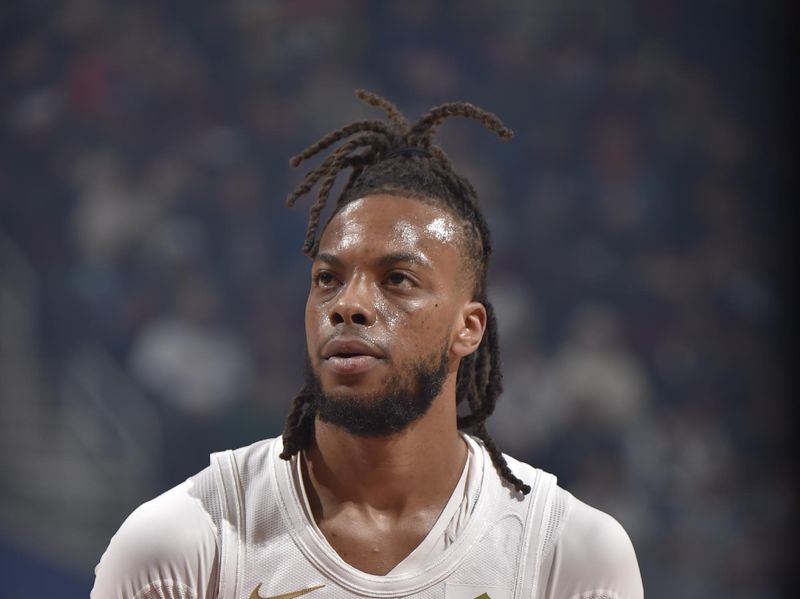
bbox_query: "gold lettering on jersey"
[445,582,507,599]
[249,583,325,599]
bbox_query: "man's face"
[305,194,475,435]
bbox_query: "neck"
[304,379,466,514]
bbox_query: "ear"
[451,301,487,358]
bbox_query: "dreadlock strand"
[338,153,377,206]
[473,308,503,416]
[467,346,488,417]
[456,297,503,429]
[355,89,409,130]
[483,301,504,400]
[287,143,358,208]
[457,367,493,428]
[302,150,369,255]
[459,353,486,428]
[428,145,452,167]
[287,132,388,208]
[455,355,473,406]
[280,387,315,459]
[474,423,531,495]
[289,120,395,168]
[286,159,337,208]
[301,193,329,256]
[292,135,388,252]
[409,102,514,145]
[457,350,492,429]
[476,339,492,396]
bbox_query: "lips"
[321,337,385,375]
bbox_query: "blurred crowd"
[0,1,792,597]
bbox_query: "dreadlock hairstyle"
[280,89,531,495]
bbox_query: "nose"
[329,277,377,326]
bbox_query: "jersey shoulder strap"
[210,447,243,599]
[205,438,278,599]
[498,454,559,599]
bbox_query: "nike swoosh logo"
[250,583,325,599]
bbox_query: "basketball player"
[92,90,644,599]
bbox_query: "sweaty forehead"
[319,194,467,254]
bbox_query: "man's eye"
[386,272,413,287]
[314,272,337,286]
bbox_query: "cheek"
[374,296,402,331]
[378,296,453,349]
[305,295,323,350]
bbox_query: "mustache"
[320,328,388,355]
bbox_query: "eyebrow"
[314,251,432,269]
[377,251,432,269]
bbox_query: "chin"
[321,376,388,399]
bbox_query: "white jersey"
[92,435,643,599]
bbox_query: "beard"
[305,342,450,437]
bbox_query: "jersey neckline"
[271,434,494,596]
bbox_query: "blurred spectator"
[554,302,651,426]
[129,269,252,418]
[126,266,253,485]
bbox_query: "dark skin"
[303,194,487,575]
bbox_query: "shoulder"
[544,490,643,599]
[227,436,278,465]
[91,471,220,599]
[469,442,642,598]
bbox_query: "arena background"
[0,1,793,597]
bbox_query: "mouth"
[325,353,381,375]
[321,338,385,376]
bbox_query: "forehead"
[318,194,465,256]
